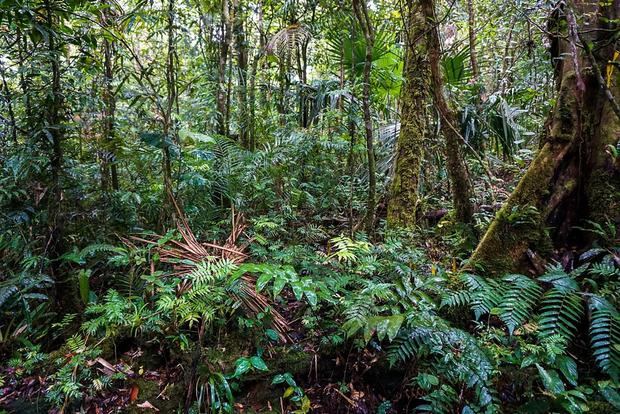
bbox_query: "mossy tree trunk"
[421,0,475,224]
[469,0,620,275]
[387,0,432,227]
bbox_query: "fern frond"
[590,262,620,278]
[498,274,542,335]
[360,281,396,302]
[461,274,503,320]
[0,285,18,308]
[79,243,119,259]
[341,299,375,338]
[538,288,583,341]
[538,265,579,292]
[387,323,495,410]
[460,273,489,291]
[589,296,620,380]
[440,290,471,308]
[387,327,434,366]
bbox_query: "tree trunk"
[469,0,620,275]
[466,0,480,83]
[43,0,65,291]
[217,0,233,135]
[387,0,432,227]
[162,0,178,224]
[100,0,119,191]
[352,0,377,235]
[0,62,18,144]
[247,0,264,152]
[17,29,33,131]
[234,0,249,147]
[421,0,474,224]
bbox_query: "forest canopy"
[0,0,619,413]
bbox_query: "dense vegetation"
[0,0,619,413]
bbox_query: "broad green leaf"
[600,383,620,409]
[536,364,565,394]
[250,356,268,371]
[304,290,318,307]
[273,278,287,297]
[179,129,215,144]
[385,315,404,341]
[233,358,252,377]
[265,329,279,341]
[256,272,273,292]
[555,355,578,386]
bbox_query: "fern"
[498,274,542,335]
[0,285,18,308]
[359,281,396,302]
[341,299,375,339]
[590,262,620,278]
[589,296,620,380]
[66,334,87,354]
[537,288,583,341]
[387,319,496,411]
[61,243,120,265]
[387,326,434,365]
[460,274,504,320]
[440,290,471,308]
[79,243,119,258]
[266,23,311,58]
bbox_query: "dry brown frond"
[127,198,291,342]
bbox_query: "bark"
[247,53,259,150]
[0,62,18,144]
[469,0,620,275]
[352,0,377,235]
[17,29,33,128]
[100,0,119,191]
[347,107,357,236]
[162,0,178,224]
[421,0,475,224]
[387,0,432,227]
[217,0,233,135]
[43,0,65,288]
[234,1,249,147]
[466,0,480,82]
[499,16,516,95]
[247,0,264,152]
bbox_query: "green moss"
[469,145,558,275]
[387,5,432,229]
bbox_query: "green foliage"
[441,253,620,412]
[497,274,542,335]
[442,47,472,85]
[387,315,496,413]
[196,372,235,414]
[272,372,311,414]
[0,0,615,412]
[589,296,620,381]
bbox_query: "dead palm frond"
[266,23,311,58]
[128,200,290,342]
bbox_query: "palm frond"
[266,24,311,58]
